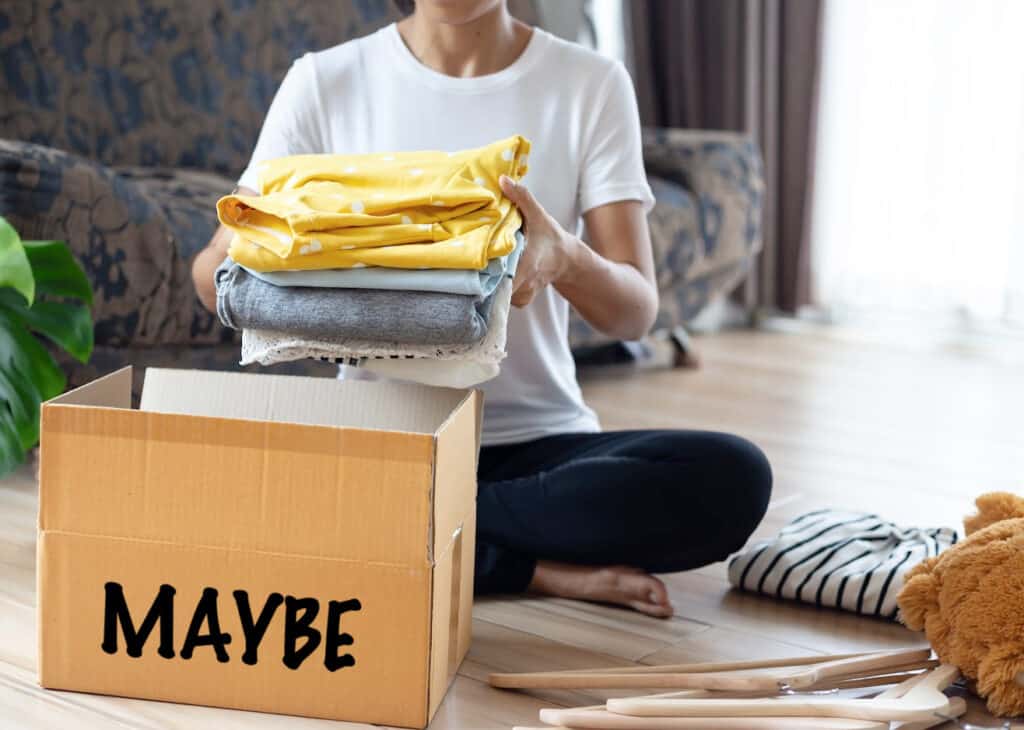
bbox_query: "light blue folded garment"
[242,231,525,299]
[503,230,525,281]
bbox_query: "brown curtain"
[629,0,823,314]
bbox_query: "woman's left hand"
[499,175,579,307]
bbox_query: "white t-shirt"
[238,23,655,446]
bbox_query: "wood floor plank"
[637,624,831,666]
[657,569,930,655]
[460,619,641,709]
[422,675,556,730]
[472,597,706,661]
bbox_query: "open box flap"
[45,366,132,408]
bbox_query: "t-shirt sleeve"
[577,61,656,215]
[237,54,325,191]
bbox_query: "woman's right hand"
[192,185,257,312]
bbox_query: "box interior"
[138,368,469,435]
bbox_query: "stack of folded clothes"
[213,136,530,388]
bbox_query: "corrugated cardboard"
[37,367,480,728]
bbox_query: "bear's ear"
[964,492,1024,535]
[977,644,1024,717]
[896,561,938,630]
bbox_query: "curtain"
[811,0,1024,330]
[628,0,824,313]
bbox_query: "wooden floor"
[2,324,1022,728]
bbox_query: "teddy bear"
[897,491,1024,717]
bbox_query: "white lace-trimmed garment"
[727,509,958,619]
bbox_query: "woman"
[193,0,771,618]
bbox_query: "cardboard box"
[37,367,480,728]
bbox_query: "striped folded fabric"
[727,509,957,620]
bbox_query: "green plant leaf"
[0,313,53,470]
[0,289,94,363]
[0,224,93,477]
[0,365,41,451]
[0,217,35,305]
[0,408,26,476]
[22,239,92,305]
[0,310,66,402]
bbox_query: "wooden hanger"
[604,664,960,723]
[520,716,932,729]
[490,648,933,691]
[491,658,937,691]
[551,651,876,675]
[522,668,966,730]
[508,661,935,697]
[517,697,965,729]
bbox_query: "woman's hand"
[499,175,581,307]
[499,175,658,340]
[192,185,258,312]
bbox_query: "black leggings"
[474,430,773,594]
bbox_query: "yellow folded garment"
[219,135,530,271]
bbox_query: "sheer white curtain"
[811,0,1024,329]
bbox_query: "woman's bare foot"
[527,561,674,618]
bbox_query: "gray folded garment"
[215,260,496,345]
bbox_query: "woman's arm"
[499,176,658,341]
[192,185,257,312]
[193,53,324,312]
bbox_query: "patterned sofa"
[0,0,763,392]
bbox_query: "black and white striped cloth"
[727,509,958,619]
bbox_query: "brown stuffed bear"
[897,491,1024,717]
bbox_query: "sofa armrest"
[0,138,229,349]
[642,127,765,261]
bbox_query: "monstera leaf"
[0,216,93,476]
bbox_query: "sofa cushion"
[0,138,233,347]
